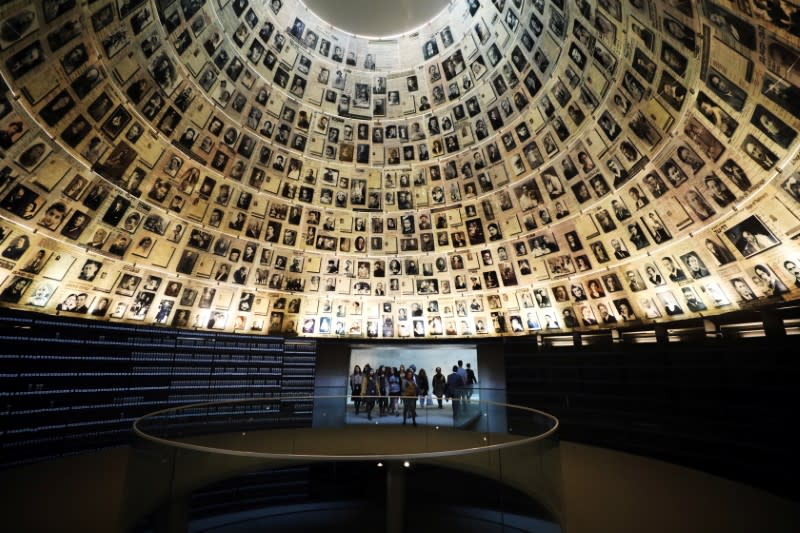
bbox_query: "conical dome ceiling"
[0,0,798,337]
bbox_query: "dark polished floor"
[183,441,800,533]
[3,440,799,533]
[188,502,558,533]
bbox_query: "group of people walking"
[349,360,478,425]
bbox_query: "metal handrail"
[132,394,559,461]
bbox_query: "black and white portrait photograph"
[751,104,797,149]
[761,73,800,120]
[724,215,781,258]
[706,68,746,112]
[423,38,439,60]
[742,135,778,170]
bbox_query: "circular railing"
[132,393,558,460]
[130,392,563,529]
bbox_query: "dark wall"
[503,336,799,499]
[311,340,351,427]
[313,340,351,395]
[0,309,317,468]
[476,340,507,404]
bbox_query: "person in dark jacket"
[432,367,446,408]
[401,370,418,426]
[362,367,379,420]
[349,365,363,415]
[465,363,478,402]
[446,366,465,418]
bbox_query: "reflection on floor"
[189,501,559,533]
[185,442,800,533]
[4,434,800,532]
[343,397,479,427]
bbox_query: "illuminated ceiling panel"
[303,0,451,38]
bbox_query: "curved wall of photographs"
[1,0,799,339]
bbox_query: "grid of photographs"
[1,0,800,337]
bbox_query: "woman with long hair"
[417,368,430,408]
